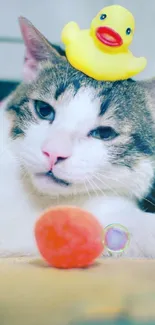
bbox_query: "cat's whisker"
[95,171,134,199]
[96,172,155,208]
[96,171,130,187]
[96,171,127,186]
[92,174,119,197]
[84,178,91,198]
[89,177,106,197]
[19,150,46,168]
[141,197,155,208]
[86,177,99,197]
[20,148,41,160]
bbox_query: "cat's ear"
[19,17,64,82]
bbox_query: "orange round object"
[34,206,104,269]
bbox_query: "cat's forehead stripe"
[55,79,81,100]
[99,96,111,116]
[55,83,67,100]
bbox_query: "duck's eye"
[100,14,107,20]
[126,27,132,35]
[34,100,55,121]
[88,126,118,141]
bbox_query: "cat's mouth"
[46,171,70,186]
[36,171,71,187]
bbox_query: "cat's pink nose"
[43,150,69,169]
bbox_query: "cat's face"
[6,18,155,199]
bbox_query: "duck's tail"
[128,57,147,77]
[61,22,80,45]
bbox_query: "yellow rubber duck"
[61,5,147,81]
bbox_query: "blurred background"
[0,0,155,83]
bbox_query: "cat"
[1,16,155,258]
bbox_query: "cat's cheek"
[14,122,50,172]
[53,139,110,183]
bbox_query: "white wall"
[0,0,110,80]
[0,0,155,80]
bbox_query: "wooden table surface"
[0,258,155,325]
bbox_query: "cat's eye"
[89,126,118,141]
[34,100,55,121]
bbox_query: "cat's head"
[6,17,155,199]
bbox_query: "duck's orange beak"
[96,26,123,47]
